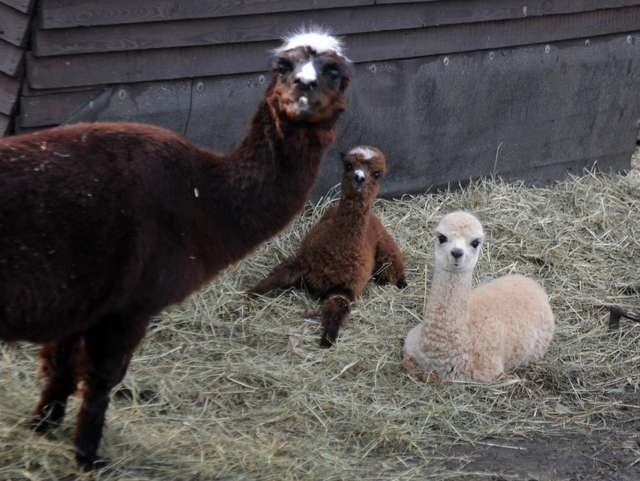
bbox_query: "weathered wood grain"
[346,6,640,63]
[0,2,30,46]
[0,72,20,115]
[39,0,374,28]
[54,34,640,196]
[0,39,22,76]
[0,112,9,135]
[19,88,101,127]
[0,0,34,14]
[27,6,640,89]
[32,0,640,56]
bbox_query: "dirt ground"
[445,429,640,481]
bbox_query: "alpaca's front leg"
[373,232,407,288]
[319,293,352,347]
[467,353,504,381]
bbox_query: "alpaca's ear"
[340,73,351,92]
[339,62,353,91]
[339,151,346,161]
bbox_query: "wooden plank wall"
[12,0,640,132]
[0,0,34,135]
[2,0,640,192]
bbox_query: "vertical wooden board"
[0,39,23,76]
[0,0,34,14]
[39,0,374,28]
[0,112,9,135]
[19,88,102,127]
[0,2,30,46]
[0,72,20,115]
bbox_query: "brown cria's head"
[267,28,352,124]
[340,146,387,202]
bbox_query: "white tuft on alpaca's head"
[274,28,345,57]
[348,146,377,160]
[434,212,484,273]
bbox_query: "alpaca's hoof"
[29,416,58,434]
[76,452,111,471]
[29,403,66,433]
[396,279,408,289]
[319,331,337,348]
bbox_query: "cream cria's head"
[434,211,484,273]
[268,28,352,124]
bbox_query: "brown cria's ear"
[340,152,352,171]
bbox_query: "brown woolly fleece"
[0,32,351,469]
[250,146,406,346]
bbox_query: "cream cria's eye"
[470,239,481,248]
[437,234,448,244]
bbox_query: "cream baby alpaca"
[403,211,555,381]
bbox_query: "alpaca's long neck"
[421,266,472,368]
[196,98,337,272]
[334,197,372,243]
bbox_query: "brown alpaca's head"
[268,29,352,124]
[340,146,386,201]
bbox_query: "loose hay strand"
[2,167,640,479]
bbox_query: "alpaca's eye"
[276,59,293,74]
[343,162,353,172]
[470,239,481,249]
[437,234,448,244]
[373,171,381,179]
[324,64,341,80]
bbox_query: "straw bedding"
[1,154,640,480]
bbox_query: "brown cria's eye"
[372,171,381,179]
[276,58,293,74]
[437,234,448,244]
[343,162,353,172]
[470,238,481,249]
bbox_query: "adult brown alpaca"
[0,30,351,469]
[250,146,406,346]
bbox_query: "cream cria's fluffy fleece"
[403,211,555,381]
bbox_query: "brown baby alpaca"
[0,31,351,469]
[250,146,406,346]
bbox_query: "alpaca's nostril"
[294,78,317,90]
[353,169,365,184]
[451,248,463,259]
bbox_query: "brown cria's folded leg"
[249,257,303,296]
[319,294,352,348]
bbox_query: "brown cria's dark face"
[341,146,387,201]
[267,37,351,124]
